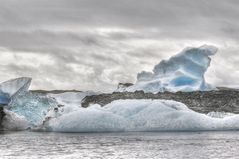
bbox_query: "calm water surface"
[0,131,239,159]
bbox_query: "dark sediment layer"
[82,87,239,114]
[30,90,82,94]
[0,107,5,130]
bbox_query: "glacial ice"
[0,77,57,125]
[9,92,58,125]
[1,44,239,133]
[0,77,31,105]
[118,45,218,93]
[41,99,239,132]
[7,90,98,126]
[0,77,98,127]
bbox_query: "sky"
[0,0,239,91]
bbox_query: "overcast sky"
[0,0,239,91]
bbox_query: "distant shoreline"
[81,87,239,114]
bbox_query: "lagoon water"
[0,131,239,159]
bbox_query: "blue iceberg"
[0,77,57,126]
[9,92,57,125]
[118,45,218,93]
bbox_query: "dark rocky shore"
[81,87,239,114]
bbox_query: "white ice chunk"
[0,77,31,104]
[0,77,31,98]
[46,105,126,132]
[42,99,239,132]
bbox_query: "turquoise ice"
[118,45,218,93]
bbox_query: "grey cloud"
[0,0,239,91]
